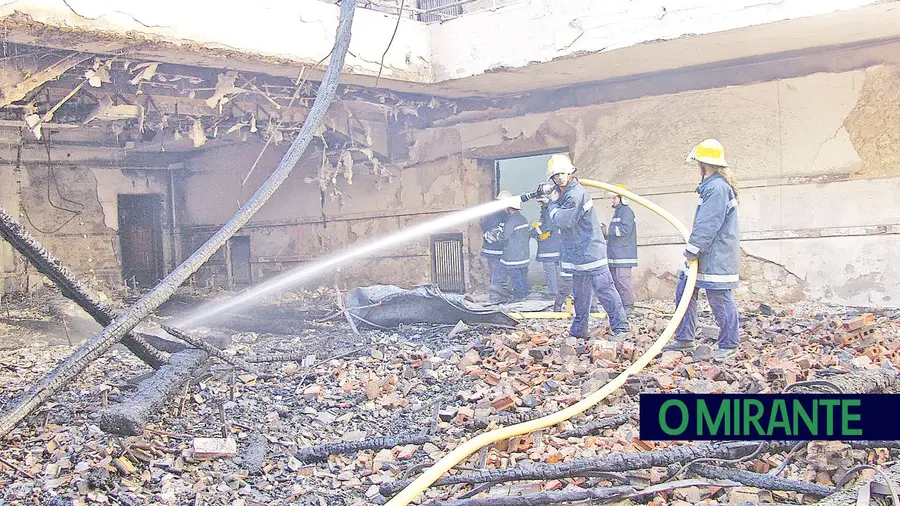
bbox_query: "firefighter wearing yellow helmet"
[604,183,637,315]
[542,153,631,341]
[664,139,742,361]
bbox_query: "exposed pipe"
[383,179,699,506]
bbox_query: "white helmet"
[496,190,521,210]
[546,153,576,180]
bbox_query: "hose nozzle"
[521,182,555,202]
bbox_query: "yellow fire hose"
[384,179,698,506]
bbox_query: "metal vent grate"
[417,0,463,23]
[430,233,465,293]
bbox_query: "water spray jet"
[173,196,525,329]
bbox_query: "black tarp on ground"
[345,285,519,329]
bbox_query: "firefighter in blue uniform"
[530,201,573,312]
[544,154,631,341]
[498,197,531,302]
[604,184,638,315]
[663,139,742,361]
[481,192,510,303]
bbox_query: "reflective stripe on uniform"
[514,223,530,231]
[611,217,621,222]
[608,258,637,264]
[561,258,608,271]
[549,208,559,219]
[685,243,700,254]
[482,249,502,255]
[615,228,623,237]
[697,197,704,206]
[727,198,738,210]
[537,252,560,259]
[500,258,529,266]
[697,273,739,283]
[583,200,594,212]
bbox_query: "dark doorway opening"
[118,194,165,289]
[494,150,569,285]
[229,236,252,287]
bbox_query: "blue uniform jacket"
[499,211,531,269]
[480,210,506,259]
[546,179,610,275]
[683,173,741,289]
[607,203,638,268]
[531,205,561,262]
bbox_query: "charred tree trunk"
[0,0,357,439]
[420,485,635,506]
[692,464,835,496]
[97,349,208,435]
[791,369,898,394]
[0,205,167,369]
[380,441,792,498]
[297,434,433,463]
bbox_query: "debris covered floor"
[1,289,899,506]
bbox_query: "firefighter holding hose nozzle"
[527,154,632,342]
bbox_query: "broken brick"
[455,407,475,425]
[491,395,516,412]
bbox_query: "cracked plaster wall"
[410,65,900,307]
[179,139,489,291]
[0,159,172,295]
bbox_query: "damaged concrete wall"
[410,65,900,308]
[178,138,491,292]
[0,152,174,295]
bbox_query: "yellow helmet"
[546,153,576,180]
[686,139,728,167]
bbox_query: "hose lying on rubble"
[383,179,699,506]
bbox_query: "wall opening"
[430,232,466,293]
[494,150,568,286]
[117,194,165,289]
[228,236,252,287]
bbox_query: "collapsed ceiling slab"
[1,0,899,99]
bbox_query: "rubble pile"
[0,294,899,505]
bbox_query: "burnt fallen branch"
[0,204,167,369]
[296,434,432,463]
[162,325,259,374]
[0,0,357,439]
[790,369,898,394]
[558,412,632,438]
[420,485,635,506]
[693,463,835,496]
[134,332,187,354]
[97,348,208,436]
[380,441,793,497]
[468,411,544,431]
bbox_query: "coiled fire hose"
[384,179,699,506]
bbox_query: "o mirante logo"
[639,394,898,441]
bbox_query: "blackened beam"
[0,204,168,369]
